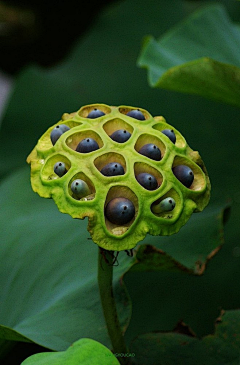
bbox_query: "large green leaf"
[0,166,226,353]
[129,200,229,274]
[0,325,32,343]
[138,4,240,107]
[130,309,240,365]
[0,167,131,351]
[141,204,230,273]
[122,205,229,342]
[21,338,119,365]
[0,166,202,352]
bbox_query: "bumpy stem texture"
[98,248,130,365]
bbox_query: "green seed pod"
[27,104,211,251]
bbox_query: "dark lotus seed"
[50,128,63,145]
[54,162,67,177]
[50,124,70,145]
[126,109,145,120]
[138,143,161,161]
[136,173,158,190]
[58,124,70,133]
[110,129,131,143]
[87,108,105,119]
[161,129,176,144]
[100,162,125,176]
[105,197,135,225]
[172,165,194,188]
[71,179,91,198]
[76,138,99,153]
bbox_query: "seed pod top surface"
[27,103,211,251]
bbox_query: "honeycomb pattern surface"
[27,104,211,251]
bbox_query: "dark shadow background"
[0,0,119,74]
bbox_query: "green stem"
[98,248,130,365]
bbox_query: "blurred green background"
[1,0,240,363]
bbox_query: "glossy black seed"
[126,109,145,120]
[87,108,105,119]
[100,162,125,176]
[76,138,99,153]
[136,173,158,190]
[110,129,131,143]
[58,124,70,133]
[105,197,135,225]
[71,179,91,198]
[50,128,63,145]
[54,162,67,177]
[50,124,70,145]
[161,129,176,144]
[172,165,194,188]
[138,143,161,161]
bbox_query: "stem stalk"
[98,248,130,365]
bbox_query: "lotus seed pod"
[27,103,211,251]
